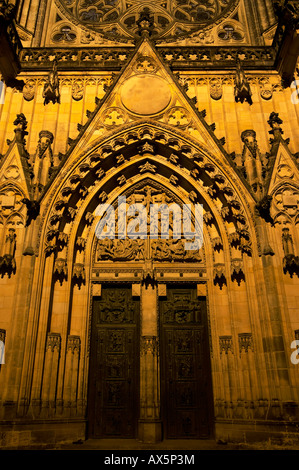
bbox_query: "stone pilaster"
[138,285,162,443]
[40,332,61,417]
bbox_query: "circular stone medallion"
[120,75,171,116]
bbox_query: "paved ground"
[2,437,299,452]
[58,438,239,451]
[55,438,299,451]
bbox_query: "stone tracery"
[55,0,239,40]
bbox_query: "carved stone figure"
[13,113,28,146]
[282,228,299,277]
[43,60,61,105]
[151,238,202,262]
[0,228,16,277]
[22,198,40,226]
[268,112,285,142]
[241,130,265,196]
[282,227,294,256]
[234,59,253,105]
[4,227,16,257]
[97,238,145,261]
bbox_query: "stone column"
[32,0,48,46]
[138,284,162,443]
[255,0,273,32]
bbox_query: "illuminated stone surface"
[120,75,171,115]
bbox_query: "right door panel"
[159,286,213,439]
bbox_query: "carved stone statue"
[282,227,299,277]
[22,198,40,226]
[268,112,284,142]
[241,130,265,196]
[256,195,274,225]
[43,60,61,105]
[4,228,16,257]
[234,59,253,105]
[13,113,28,145]
[282,228,294,256]
[0,228,16,277]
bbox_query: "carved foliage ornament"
[72,80,84,101]
[46,333,61,352]
[209,78,223,100]
[140,336,159,356]
[67,335,81,354]
[219,335,233,355]
[23,80,36,101]
[238,333,253,355]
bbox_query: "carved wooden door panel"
[160,286,213,439]
[88,285,140,438]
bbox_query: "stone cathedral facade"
[0,0,299,447]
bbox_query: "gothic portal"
[0,0,299,447]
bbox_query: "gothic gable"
[0,114,33,201]
[268,143,299,226]
[41,38,244,201]
[267,143,299,197]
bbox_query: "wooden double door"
[88,284,213,439]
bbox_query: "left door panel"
[88,285,140,438]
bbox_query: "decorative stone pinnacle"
[268,112,284,135]
[136,7,154,37]
[268,112,290,146]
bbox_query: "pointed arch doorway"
[86,178,214,441]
